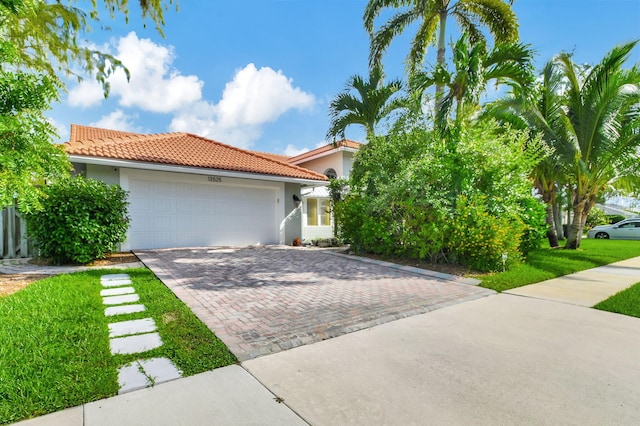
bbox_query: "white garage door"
[126,175,279,249]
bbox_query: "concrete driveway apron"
[136,246,493,361]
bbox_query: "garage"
[64,124,328,250]
[123,170,280,250]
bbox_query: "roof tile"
[64,125,328,181]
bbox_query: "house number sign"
[207,176,222,183]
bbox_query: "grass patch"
[594,282,640,318]
[0,268,235,424]
[477,239,640,292]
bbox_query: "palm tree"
[327,65,404,142]
[555,40,640,249]
[363,0,519,104]
[411,35,534,134]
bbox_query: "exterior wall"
[301,193,333,241]
[86,164,120,186]
[342,151,356,178]
[297,153,345,178]
[283,183,303,245]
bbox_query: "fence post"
[7,206,15,258]
[0,209,4,257]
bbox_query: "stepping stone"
[110,332,163,355]
[117,358,182,394]
[117,362,149,394]
[109,318,157,338]
[101,287,136,297]
[101,279,133,287]
[138,357,182,384]
[102,273,131,280]
[105,304,146,317]
[103,294,140,305]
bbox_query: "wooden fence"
[1,207,33,258]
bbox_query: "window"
[324,168,337,179]
[306,198,331,226]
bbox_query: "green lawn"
[594,282,640,318]
[476,239,640,292]
[0,268,236,425]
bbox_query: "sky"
[47,0,640,156]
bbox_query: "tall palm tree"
[555,40,640,249]
[363,0,519,105]
[326,65,404,142]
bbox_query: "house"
[64,125,361,250]
[287,140,361,241]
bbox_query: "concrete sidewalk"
[245,294,640,425]
[504,256,640,306]
[15,365,306,426]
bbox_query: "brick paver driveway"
[136,246,494,361]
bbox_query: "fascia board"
[69,155,328,187]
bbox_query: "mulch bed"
[0,252,140,297]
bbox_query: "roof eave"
[289,146,358,165]
[69,155,328,186]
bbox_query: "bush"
[449,195,524,272]
[518,197,548,256]
[26,177,130,264]
[586,207,608,229]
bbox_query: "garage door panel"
[127,176,278,249]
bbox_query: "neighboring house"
[64,125,329,251]
[287,140,361,241]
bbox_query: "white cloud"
[283,144,311,156]
[170,63,315,148]
[67,80,105,108]
[67,32,203,113]
[67,33,316,148]
[90,110,144,133]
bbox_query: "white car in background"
[587,217,640,240]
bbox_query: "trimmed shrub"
[26,177,130,264]
[586,207,608,229]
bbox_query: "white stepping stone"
[102,273,131,280]
[118,362,149,394]
[101,287,135,297]
[103,294,140,305]
[117,358,182,394]
[110,332,163,355]
[109,318,157,338]
[101,279,133,287]
[139,357,182,384]
[105,304,146,317]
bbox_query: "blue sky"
[48,0,640,155]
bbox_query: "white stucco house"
[65,125,361,250]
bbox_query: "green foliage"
[25,177,130,264]
[0,42,70,212]
[335,120,544,272]
[450,195,523,271]
[586,207,608,229]
[0,0,175,94]
[517,197,548,255]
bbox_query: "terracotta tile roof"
[64,125,328,182]
[288,139,362,164]
[250,150,292,163]
[69,124,141,143]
